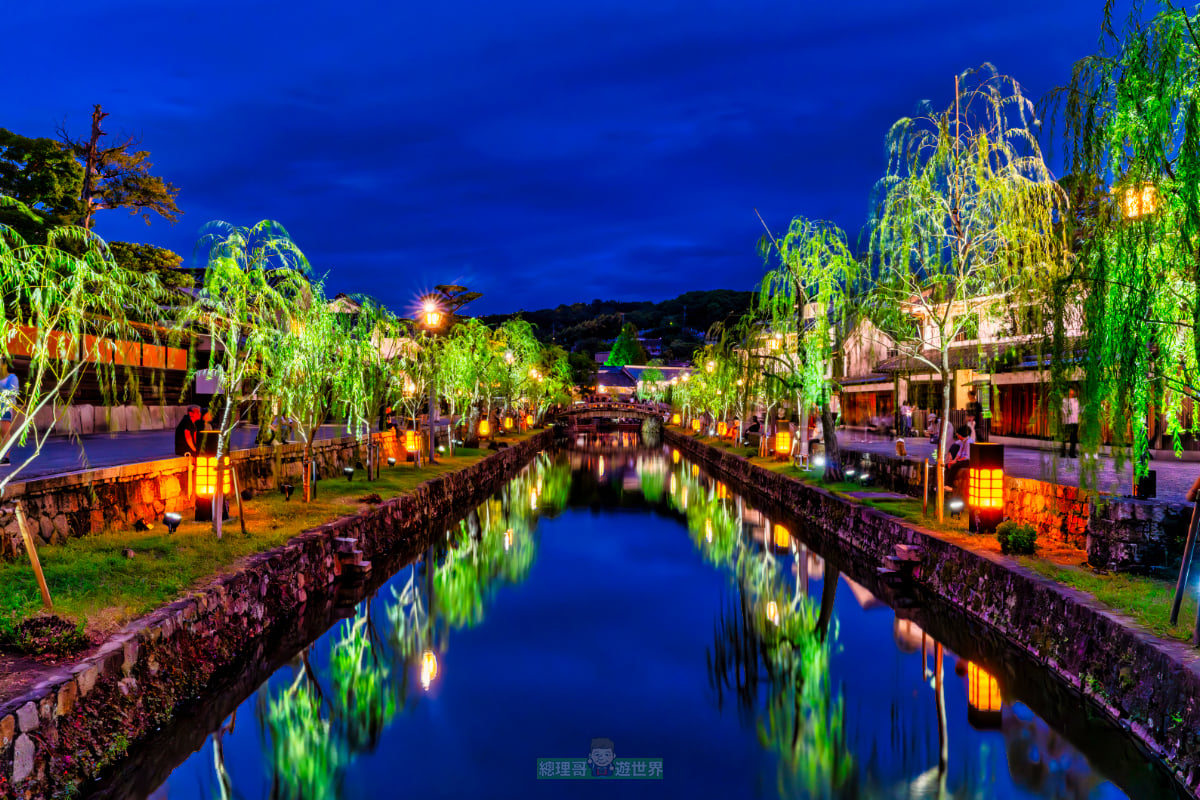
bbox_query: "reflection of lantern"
[968,443,1005,533]
[479,419,491,438]
[670,474,677,494]
[681,486,688,508]
[599,456,605,477]
[766,601,780,626]
[504,416,513,430]
[421,649,439,690]
[672,449,680,464]
[717,421,727,437]
[773,524,790,550]
[691,418,702,433]
[966,662,1002,729]
[775,430,791,457]
[504,529,513,551]
[671,412,681,425]
[716,482,727,500]
[691,464,699,478]
[705,518,713,543]
[405,430,418,453]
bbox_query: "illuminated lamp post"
[775,428,792,461]
[968,443,1005,533]
[966,661,1002,729]
[420,299,443,465]
[195,439,232,522]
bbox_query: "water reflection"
[119,438,1179,800]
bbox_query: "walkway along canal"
[52,433,1195,798]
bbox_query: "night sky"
[7,0,1110,315]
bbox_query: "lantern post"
[968,442,1005,533]
[420,298,443,465]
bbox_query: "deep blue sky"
[7,0,1109,315]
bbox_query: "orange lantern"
[966,662,1002,729]
[775,429,792,458]
[196,455,232,497]
[717,421,727,437]
[968,443,1005,532]
[671,412,681,425]
[691,418,702,433]
[504,416,513,430]
[526,414,534,426]
[404,430,418,453]
[479,419,491,438]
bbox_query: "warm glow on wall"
[196,456,232,496]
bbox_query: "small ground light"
[163,512,182,534]
[343,466,354,481]
[844,468,856,478]
[387,457,396,467]
[949,497,965,518]
[813,455,826,469]
[282,483,294,501]
[438,445,445,453]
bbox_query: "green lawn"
[0,439,525,641]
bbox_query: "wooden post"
[230,464,248,537]
[1169,500,1200,626]
[923,460,929,517]
[15,504,52,610]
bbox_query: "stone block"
[161,475,182,501]
[56,681,78,716]
[12,733,34,783]
[15,702,37,733]
[0,715,13,748]
[75,665,99,697]
[122,640,139,676]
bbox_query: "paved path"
[838,431,1197,504]
[0,426,347,483]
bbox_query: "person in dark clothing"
[967,389,987,443]
[175,406,203,457]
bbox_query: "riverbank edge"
[0,430,554,798]
[665,429,1200,795]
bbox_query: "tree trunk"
[938,362,952,524]
[821,405,843,481]
[79,105,108,230]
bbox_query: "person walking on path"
[967,389,988,443]
[900,402,913,438]
[0,360,18,465]
[1061,388,1080,459]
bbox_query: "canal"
[83,436,1187,799]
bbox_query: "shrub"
[996,520,1037,555]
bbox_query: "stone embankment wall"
[670,431,1200,794]
[0,432,409,559]
[836,446,1189,572]
[0,430,552,798]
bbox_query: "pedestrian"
[946,424,974,498]
[1060,387,1080,459]
[175,406,204,457]
[900,401,913,437]
[967,388,987,443]
[0,359,18,465]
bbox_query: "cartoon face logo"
[588,737,616,775]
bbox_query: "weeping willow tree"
[334,296,398,481]
[869,65,1068,520]
[757,216,860,480]
[1045,1,1200,479]
[0,196,164,503]
[179,220,311,536]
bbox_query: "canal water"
[85,436,1186,799]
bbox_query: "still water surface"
[90,438,1184,799]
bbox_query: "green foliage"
[0,129,83,242]
[1045,1,1200,478]
[108,241,192,290]
[996,520,1038,554]
[604,322,647,366]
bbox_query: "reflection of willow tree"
[240,459,562,798]
[673,459,853,796]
